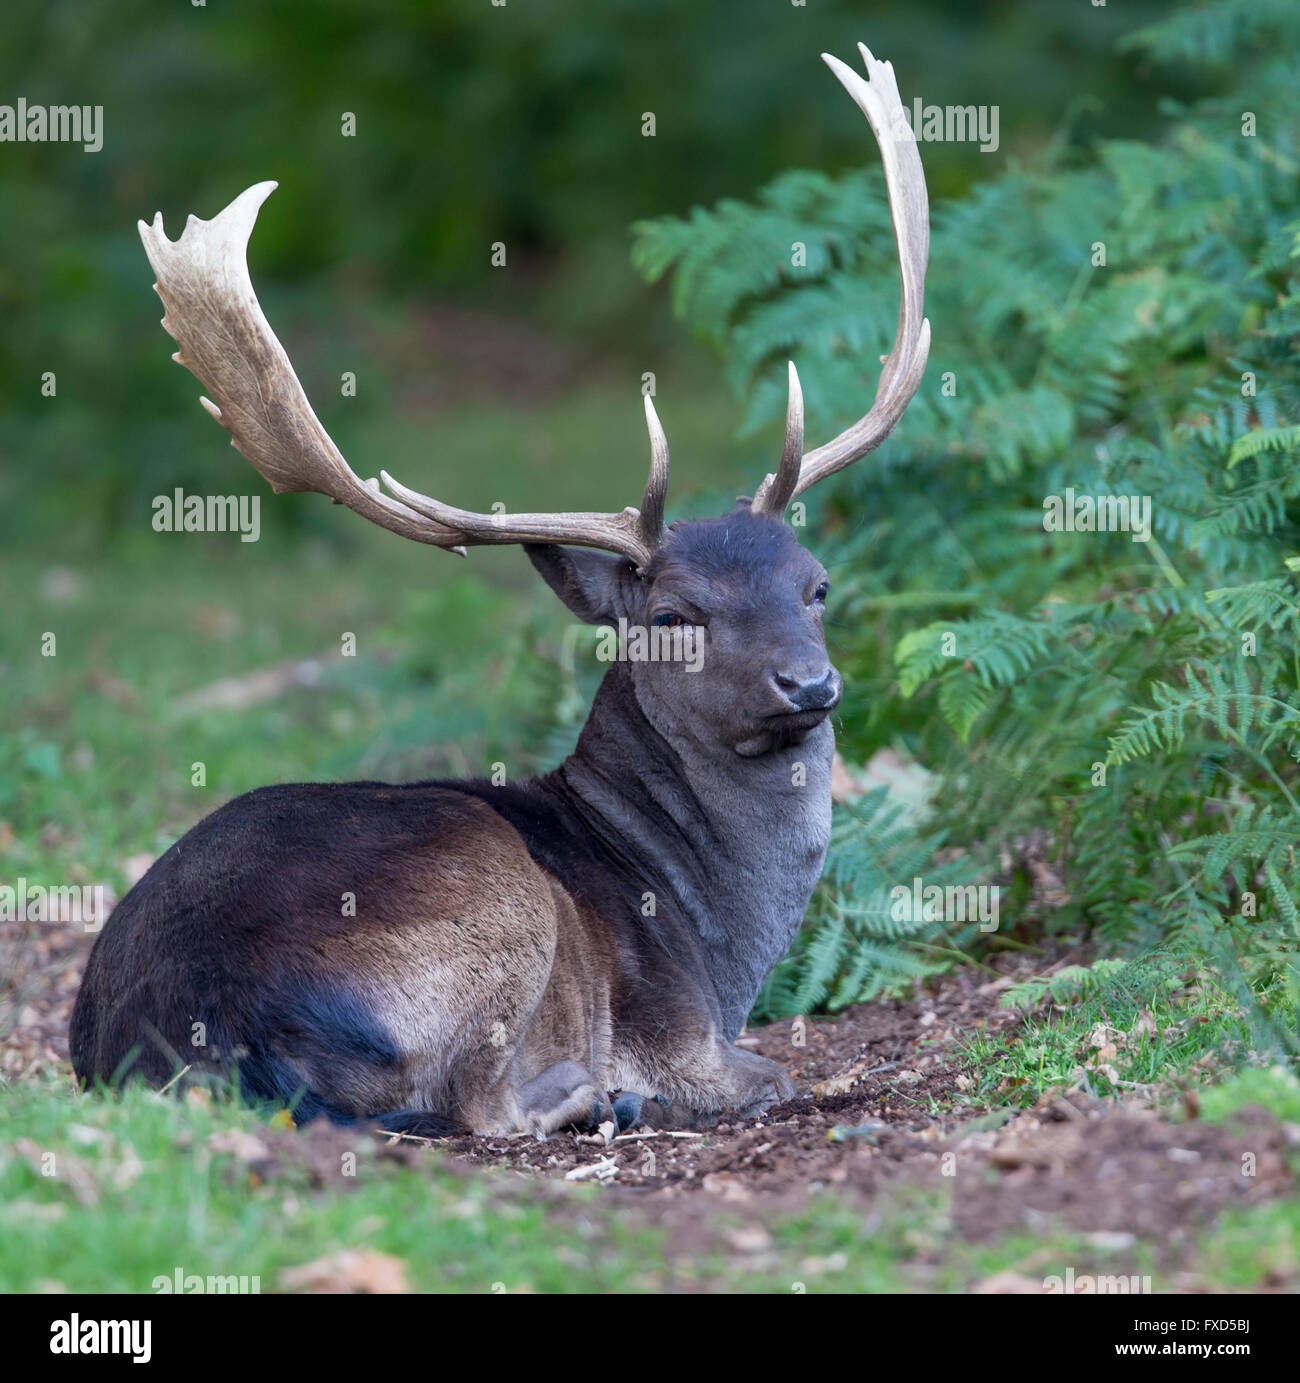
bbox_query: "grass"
[953,957,1295,1110]
[1198,1065,1300,1129]
[0,1080,667,1294]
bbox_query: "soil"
[3,912,1295,1287]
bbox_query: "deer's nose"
[773,667,841,711]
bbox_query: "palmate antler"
[138,183,668,570]
[138,44,928,564]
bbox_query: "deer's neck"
[554,664,833,1039]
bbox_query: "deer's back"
[69,780,565,1115]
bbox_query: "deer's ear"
[525,544,640,625]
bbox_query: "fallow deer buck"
[71,45,930,1137]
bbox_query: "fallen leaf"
[812,1061,867,1098]
[701,1172,752,1202]
[207,1130,272,1164]
[15,1139,98,1206]
[122,854,156,887]
[1128,1009,1159,1042]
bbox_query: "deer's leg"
[464,1059,614,1139]
[616,1035,796,1130]
[718,1042,797,1118]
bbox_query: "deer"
[70,44,929,1139]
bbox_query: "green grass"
[954,957,1293,1110]
[1185,1199,1300,1290]
[0,1080,667,1294]
[1197,1065,1300,1129]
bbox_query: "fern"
[1107,663,1300,765]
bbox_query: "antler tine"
[753,44,931,515]
[638,393,669,551]
[752,361,804,518]
[140,181,669,570]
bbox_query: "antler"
[138,182,668,570]
[753,44,931,517]
[140,44,923,555]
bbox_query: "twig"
[564,1157,618,1182]
[880,1084,928,1107]
[374,1129,450,1146]
[158,1064,193,1095]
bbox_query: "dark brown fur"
[71,511,838,1134]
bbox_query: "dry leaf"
[1128,1009,1159,1042]
[724,1225,772,1254]
[15,1138,98,1206]
[812,1061,867,1098]
[701,1171,752,1202]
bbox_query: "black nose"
[773,667,841,711]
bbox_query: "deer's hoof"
[613,1093,643,1131]
[612,1091,673,1132]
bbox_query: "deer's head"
[525,507,836,758]
[138,46,929,761]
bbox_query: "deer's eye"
[651,611,687,628]
[813,581,830,604]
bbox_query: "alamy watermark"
[891,876,999,932]
[1,878,106,931]
[0,100,102,153]
[153,1267,261,1294]
[1043,488,1152,543]
[49,1316,150,1362]
[152,489,261,542]
[891,98,999,153]
[595,618,704,672]
[1044,1267,1151,1294]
